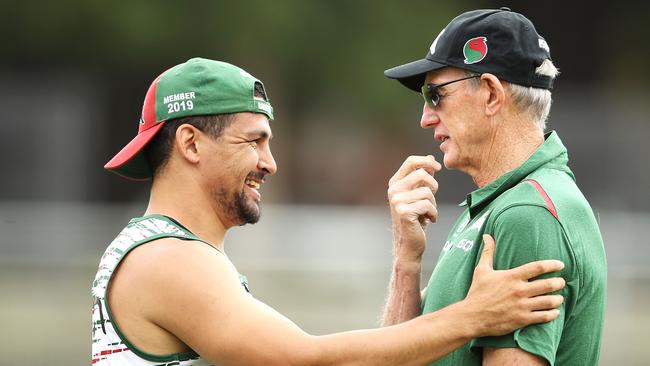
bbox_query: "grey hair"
[465,59,559,130]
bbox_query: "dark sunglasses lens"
[421,84,439,107]
[430,88,439,106]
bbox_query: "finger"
[409,200,437,221]
[525,294,564,311]
[398,200,437,223]
[391,187,436,207]
[521,277,566,297]
[523,309,561,326]
[512,259,565,280]
[415,200,438,223]
[390,155,442,184]
[389,168,439,194]
[477,234,495,270]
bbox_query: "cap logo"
[538,38,550,53]
[463,37,488,64]
[163,92,196,115]
[257,101,273,115]
[429,28,446,55]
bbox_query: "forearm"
[381,258,423,326]
[483,347,548,365]
[310,300,473,366]
[383,156,440,325]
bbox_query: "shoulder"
[487,204,567,254]
[486,181,561,235]
[494,178,556,212]
[491,204,558,230]
[489,168,582,225]
[110,236,243,318]
[483,202,577,278]
[115,235,238,286]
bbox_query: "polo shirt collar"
[459,131,573,217]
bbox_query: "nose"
[258,144,278,175]
[420,103,440,129]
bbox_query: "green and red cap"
[384,8,554,91]
[104,57,274,180]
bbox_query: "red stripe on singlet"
[524,179,558,220]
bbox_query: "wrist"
[420,301,475,345]
[393,256,422,274]
[393,237,424,263]
[452,299,485,338]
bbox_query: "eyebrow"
[244,130,273,140]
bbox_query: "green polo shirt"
[422,131,607,365]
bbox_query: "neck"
[470,119,544,188]
[144,171,228,252]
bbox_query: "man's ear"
[480,73,505,117]
[174,124,201,164]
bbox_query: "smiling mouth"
[245,179,261,190]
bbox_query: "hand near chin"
[464,234,566,337]
[387,155,442,261]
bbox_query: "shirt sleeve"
[470,204,577,366]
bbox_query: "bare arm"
[483,347,548,365]
[382,156,441,326]
[145,239,473,366]
[128,239,474,366]
[113,233,563,366]
[381,258,423,326]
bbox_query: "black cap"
[384,8,554,92]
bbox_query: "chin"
[214,189,261,226]
[235,194,261,225]
[442,154,459,170]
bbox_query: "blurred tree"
[0,0,648,206]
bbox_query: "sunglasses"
[421,75,481,108]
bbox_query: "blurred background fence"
[1,1,649,364]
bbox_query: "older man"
[92,57,566,365]
[382,8,606,366]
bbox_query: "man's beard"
[233,190,260,225]
[215,188,260,226]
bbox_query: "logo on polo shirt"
[468,210,490,231]
[444,210,491,253]
[463,36,488,64]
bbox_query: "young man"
[383,8,606,366]
[92,57,566,365]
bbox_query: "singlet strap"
[138,214,225,255]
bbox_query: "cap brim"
[384,58,447,92]
[104,122,165,180]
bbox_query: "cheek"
[449,109,481,143]
[233,146,261,176]
[242,146,261,167]
[224,145,258,167]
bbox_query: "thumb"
[478,234,496,270]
